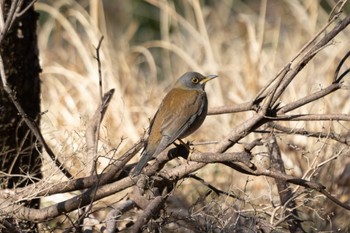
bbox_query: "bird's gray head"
[175,72,218,90]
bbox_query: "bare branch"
[277,82,343,114]
[208,101,255,115]
[0,0,19,45]
[95,36,104,100]
[334,50,350,82]
[266,134,304,232]
[102,200,135,233]
[0,138,143,201]
[269,113,350,122]
[131,196,165,233]
[2,1,350,231]
[188,174,244,201]
[268,122,350,145]
[0,54,73,179]
[270,14,350,106]
[16,0,36,18]
[86,89,115,175]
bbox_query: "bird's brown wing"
[152,88,206,155]
[131,88,205,176]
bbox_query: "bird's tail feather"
[131,152,151,176]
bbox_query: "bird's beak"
[200,74,218,84]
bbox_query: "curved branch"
[268,122,350,145]
[277,82,343,114]
[268,113,350,122]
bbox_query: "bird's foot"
[177,138,192,150]
[172,140,191,159]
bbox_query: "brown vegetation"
[1,0,350,232]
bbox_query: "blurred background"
[36,0,350,231]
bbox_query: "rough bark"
[0,0,42,232]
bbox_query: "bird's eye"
[192,77,199,84]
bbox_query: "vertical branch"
[85,89,114,176]
[96,36,104,100]
[82,36,113,231]
[266,134,304,232]
[85,36,111,176]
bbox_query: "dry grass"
[37,0,350,231]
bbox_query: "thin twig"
[95,36,104,100]
[334,49,350,82]
[267,113,350,122]
[0,0,19,45]
[188,174,244,201]
[0,53,73,179]
[278,82,343,114]
[267,122,349,145]
[16,0,36,18]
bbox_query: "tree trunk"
[0,1,42,232]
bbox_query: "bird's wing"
[132,88,205,176]
[153,88,206,155]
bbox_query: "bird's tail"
[131,152,152,176]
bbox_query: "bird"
[131,71,218,176]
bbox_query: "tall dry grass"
[37,0,350,231]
